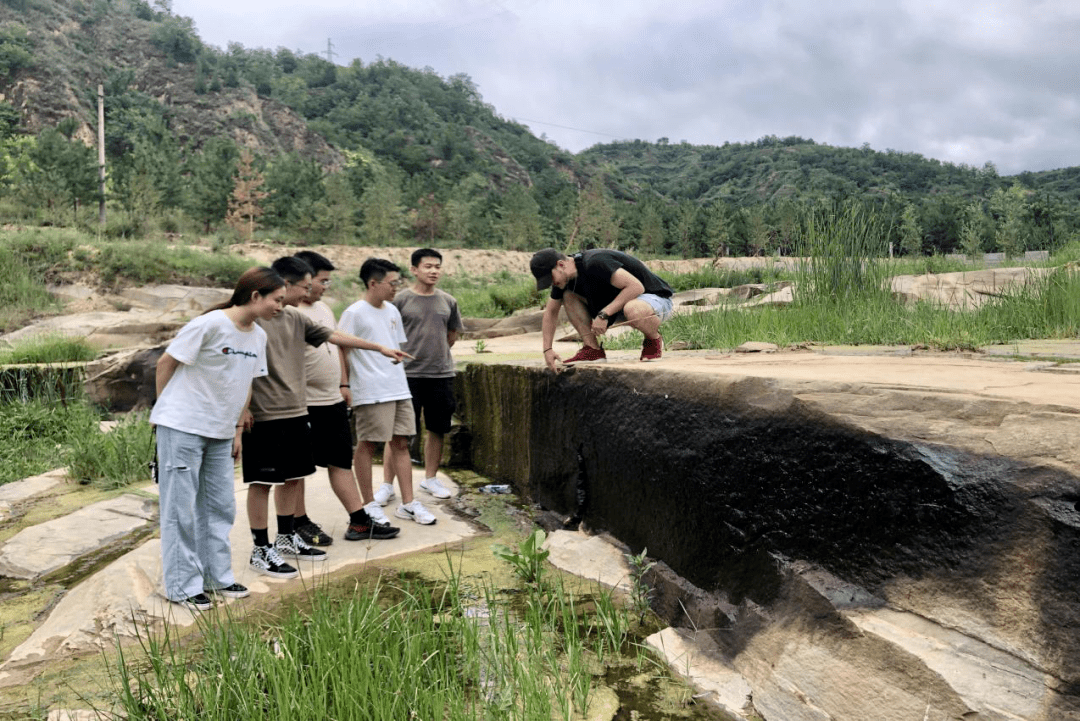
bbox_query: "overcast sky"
[171,0,1080,175]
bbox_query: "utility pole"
[325,38,336,63]
[97,83,106,227]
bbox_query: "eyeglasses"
[318,278,332,287]
[383,278,406,288]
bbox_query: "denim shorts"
[611,294,675,324]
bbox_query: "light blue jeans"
[157,425,237,601]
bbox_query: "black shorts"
[307,401,354,470]
[407,376,456,435]
[241,415,314,485]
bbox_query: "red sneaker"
[640,334,663,361]
[563,346,607,364]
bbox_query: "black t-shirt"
[550,249,673,317]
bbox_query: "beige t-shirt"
[299,300,343,406]
[250,306,333,422]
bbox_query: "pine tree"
[225,150,267,241]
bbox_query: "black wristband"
[543,348,553,353]
[340,384,349,387]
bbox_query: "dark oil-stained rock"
[457,362,1080,718]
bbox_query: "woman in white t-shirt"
[150,267,286,612]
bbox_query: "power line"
[510,116,621,139]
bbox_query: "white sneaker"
[364,501,392,527]
[373,483,395,506]
[395,500,436,525]
[419,477,452,499]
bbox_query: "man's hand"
[380,346,414,364]
[237,410,253,431]
[543,348,562,373]
[339,384,352,406]
[232,435,242,460]
[591,315,609,337]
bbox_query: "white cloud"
[171,0,1080,172]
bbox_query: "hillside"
[0,0,1077,259]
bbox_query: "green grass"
[106,544,699,721]
[616,259,1080,352]
[439,270,543,318]
[0,399,100,486]
[65,412,154,489]
[0,334,97,364]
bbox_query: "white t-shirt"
[299,300,343,406]
[338,299,410,405]
[150,309,268,439]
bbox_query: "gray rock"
[0,469,67,504]
[0,494,156,580]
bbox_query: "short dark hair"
[294,250,335,274]
[271,256,314,283]
[360,258,401,288]
[411,248,442,267]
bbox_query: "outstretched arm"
[327,329,413,363]
[541,298,563,372]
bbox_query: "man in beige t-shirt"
[293,251,398,543]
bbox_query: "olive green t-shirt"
[392,288,463,379]
[250,306,333,421]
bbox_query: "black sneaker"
[249,545,299,579]
[174,593,213,611]
[344,520,401,541]
[205,583,250,599]
[296,521,333,547]
[275,532,328,562]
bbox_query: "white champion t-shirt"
[150,309,269,439]
[338,299,410,405]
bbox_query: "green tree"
[674,200,698,258]
[639,200,665,255]
[358,170,405,245]
[185,137,239,233]
[0,23,33,78]
[899,202,923,256]
[958,202,986,259]
[497,185,542,250]
[443,173,488,246]
[990,183,1027,257]
[565,176,619,252]
[264,153,325,231]
[23,124,98,222]
[704,201,732,257]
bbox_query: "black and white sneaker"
[205,583,251,599]
[275,532,328,562]
[249,545,299,579]
[174,593,213,611]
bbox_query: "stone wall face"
[457,362,1080,717]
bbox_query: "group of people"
[151,243,671,611]
[151,248,462,611]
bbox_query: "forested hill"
[0,0,1077,258]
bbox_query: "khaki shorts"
[353,399,416,442]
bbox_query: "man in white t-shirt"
[294,250,399,543]
[340,258,435,526]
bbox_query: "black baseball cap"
[530,248,564,291]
